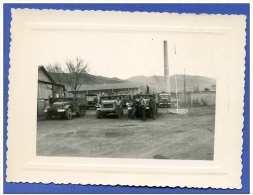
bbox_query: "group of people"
[192,98,206,107]
[128,96,157,121]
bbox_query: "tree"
[46,57,89,98]
[204,87,210,92]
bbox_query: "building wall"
[190,92,216,106]
[178,92,216,106]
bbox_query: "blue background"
[3,3,250,194]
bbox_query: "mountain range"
[49,72,216,92]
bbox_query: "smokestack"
[164,41,170,93]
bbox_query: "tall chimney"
[164,41,170,93]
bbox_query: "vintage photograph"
[36,23,219,160]
[7,8,245,188]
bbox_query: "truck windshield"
[159,95,170,99]
[87,96,97,101]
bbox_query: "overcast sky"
[33,29,227,80]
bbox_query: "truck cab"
[96,95,123,119]
[157,92,171,108]
[85,94,98,109]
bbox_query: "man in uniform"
[130,98,137,119]
[140,96,146,121]
[115,97,122,119]
[149,96,156,120]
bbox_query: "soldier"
[115,97,122,119]
[140,96,146,121]
[130,98,137,119]
[149,96,156,120]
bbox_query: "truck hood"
[52,101,69,108]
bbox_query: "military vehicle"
[157,92,171,108]
[127,94,158,119]
[96,95,123,119]
[85,94,98,109]
[44,97,87,120]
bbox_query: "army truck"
[96,95,123,119]
[44,97,87,120]
[85,94,98,109]
[127,94,158,119]
[157,92,171,108]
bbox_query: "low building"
[37,66,65,117]
[179,91,216,106]
[70,83,142,99]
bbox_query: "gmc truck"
[44,97,87,120]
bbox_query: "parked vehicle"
[157,92,171,108]
[44,97,87,120]
[127,94,158,119]
[96,95,123,119]
[85,94,98,109]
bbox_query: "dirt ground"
[37,107,215,160]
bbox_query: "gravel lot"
[37,107,215,160]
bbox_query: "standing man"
[115,97,122,119]
[130,98,137,119]
[149,96,156,120]
[140,96,146,121]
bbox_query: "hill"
[126,75,216,92]
[49,72,127,85]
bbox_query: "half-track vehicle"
[127,94,158,119]
[157,92,171,108]
[96,95,123,119]
[85,94,98,109]
[44,97,87,120]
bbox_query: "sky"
[33,29,227,80]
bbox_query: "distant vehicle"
[127,94,158,119]
[44,97,87,120]
[85,94,98,109]
[157,92,171,108]
[120,94,131,108]
[96,95,123,119]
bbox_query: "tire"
[77,107,85,117]
[46,112,52,120]
[65,108,73,120]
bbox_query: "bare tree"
[46,57,89,98]
[46,62,64,84]
[64,57,89,97]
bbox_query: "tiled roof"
[71,82,141,91]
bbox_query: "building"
[179,91,216,107]
[37,66,65,117]
[70,83,142,99]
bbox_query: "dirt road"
[37,107,215,160]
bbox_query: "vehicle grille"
[103,104,113,108]
[162,99,168,103]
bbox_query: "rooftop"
[68,82,141,91]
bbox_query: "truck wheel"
[65,108,72,120]
[46,112,52,120]
[77,107,85,117]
